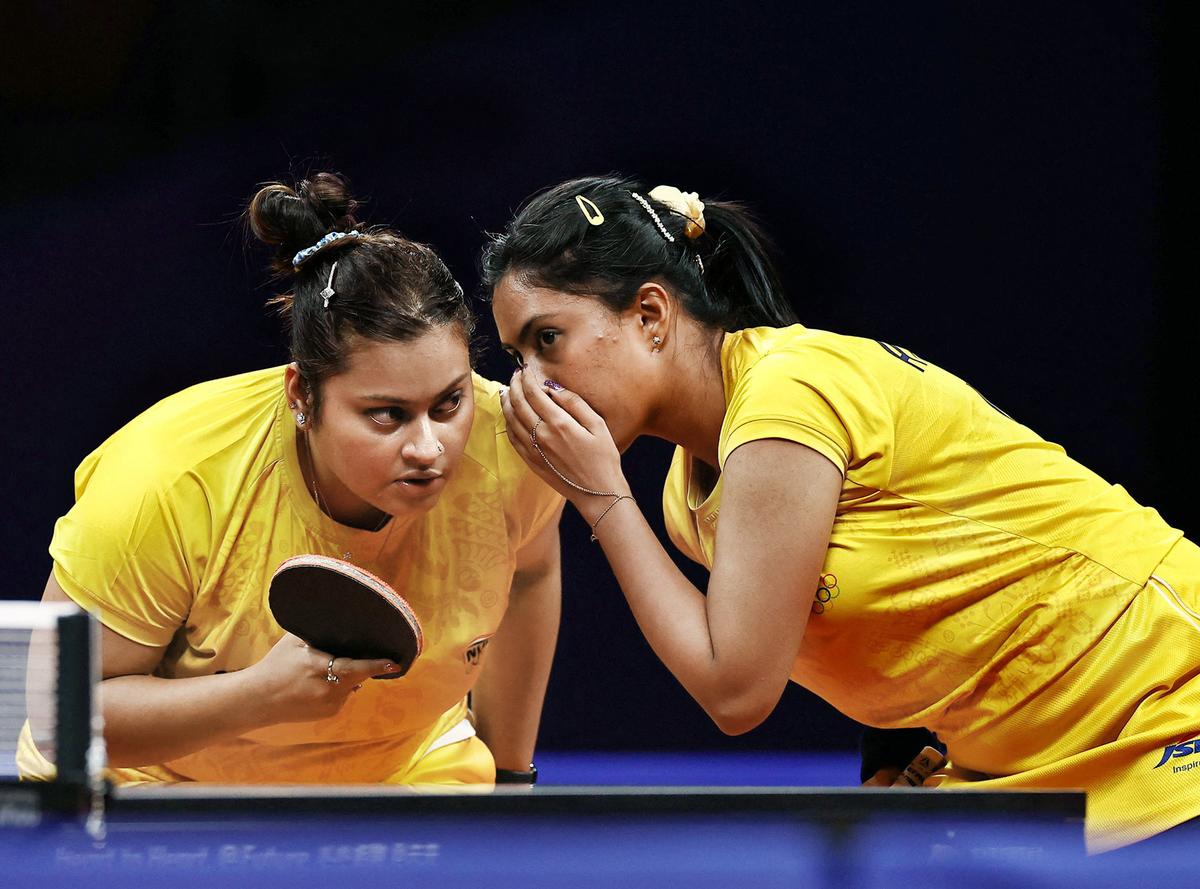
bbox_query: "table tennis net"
[0,602,103,785]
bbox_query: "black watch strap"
[494,764,538,785]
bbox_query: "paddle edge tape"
[272,554,425,658]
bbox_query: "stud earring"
[296,412,307,427]
[651,335,663,353]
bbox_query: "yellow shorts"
[393,724,496,787]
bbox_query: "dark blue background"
[3,1,1193,753]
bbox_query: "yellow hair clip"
[575,195,605,226]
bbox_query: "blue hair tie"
[291,230,362,267]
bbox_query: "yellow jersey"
[663,325,1200,850]
[21,366,561,784]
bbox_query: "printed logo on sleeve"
[1153,737,1200,773]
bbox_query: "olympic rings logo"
[812,573,840,615]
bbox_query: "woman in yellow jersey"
[19,172,562,786]
[481,175,1199,852]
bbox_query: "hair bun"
[248,172,361,275]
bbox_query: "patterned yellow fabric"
[20,366,560,784]
[663,325,1199,851]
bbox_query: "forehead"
[326,327,471,398]
[492,274,608,340]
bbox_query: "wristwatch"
[494,764,538,785]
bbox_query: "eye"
[434,391,464,416]
[367,407,406,426]
[536,329,559,349]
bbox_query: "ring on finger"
[325,657,340,684]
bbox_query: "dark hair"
[480,175,797,331]
[247,172,474,417]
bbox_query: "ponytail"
[694,200,797,330]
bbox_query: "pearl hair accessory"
[631,188,706,275]
[630,193,674,243]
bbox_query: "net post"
[55,611,94,787]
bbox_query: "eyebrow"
[361,371,471,406]
[502,313,555,350]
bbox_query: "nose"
[401,417,442,466]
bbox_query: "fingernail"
[384,663,398,672]
[544,380,564,391]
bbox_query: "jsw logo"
[1154,738,1199,769]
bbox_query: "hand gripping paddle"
[269,554,424,678]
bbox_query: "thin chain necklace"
[301,432,392,562]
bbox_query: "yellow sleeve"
[48,437,208,648]
[720,342,894,481]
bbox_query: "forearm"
[580,498,734,718]
[500,379,836,736]
[472,560,561,770]
[100,670,268,766]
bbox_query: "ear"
[283,362,309,410]
[632,282,674,350]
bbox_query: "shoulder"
[459,373,507,480]
[469,373,508,434]
[461,372,563,543]
[722,325,896,408]
[76,366,287,504]
[726,325,894,382]
[719,327,904,475]
[108,366,284,447]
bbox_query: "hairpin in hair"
[632,190,706,274]
[630,192,675,243]
[320,261,339,309]
[576,195,605,226]
[291,230,363,267]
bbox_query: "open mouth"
[395,475,445,494]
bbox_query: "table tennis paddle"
[269,554,424,679]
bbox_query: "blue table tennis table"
[0,751,1191,888]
